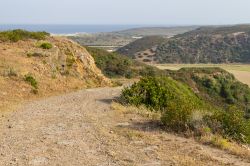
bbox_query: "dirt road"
[0,87,249,166]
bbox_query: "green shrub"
[66,53,75,68]
[122,76,203,111]
[161,100,198,131]
[205,107,250,143]
[24,74,38,89]
[122,76,205,131]
[39,42,52,49]
[121,75,250,143]
[0,29,49,42]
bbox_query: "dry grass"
[112,102,250,163]
[200,134,250,161]
[111,102,161,121]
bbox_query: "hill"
[68,26,197,51]
[112,26,198,37]
[122,67,250,144]
[118,25,250,64]
[116,36,167,60]
[0,29,110,110]
[86,47,165,78]
[167,68,250,116]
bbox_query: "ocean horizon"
[0,24,158,34]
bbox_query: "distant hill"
[112,26,198,37]
[116,36,167,59]
[118,25,250,64]
[68,26,197,49]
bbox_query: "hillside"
[86,47,165,79]
[116,36,167,60]
[0,30,110,110]
[118,25,250,64]
[68,26,197,50]
[122,68,250,147]
[112,26,198,37]
[167,68,250,117]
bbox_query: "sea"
[0,24,145,35]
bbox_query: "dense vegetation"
[122,75,250,143]
[86,47,165,78]
[156,25,250,63]
[117,25,250,63]
[167,68,250,117]
[0,29,50,42]
[116,36,166,58]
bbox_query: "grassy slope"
[167,67,250,117]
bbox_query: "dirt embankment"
[0,37,110,111]
[0,87,249,166]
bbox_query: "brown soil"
[0,37,110,111]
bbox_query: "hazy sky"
[1,0,250,25]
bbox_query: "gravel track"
[0,87,249,166]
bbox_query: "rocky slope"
[0,33,110,110]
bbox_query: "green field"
[155,64,250,86]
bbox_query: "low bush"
[205,107,250,143]
[161,100,198,131]
[39,42,52,49]
[122,76,202,110]
[0,29,49,42]
[24,74,38,89]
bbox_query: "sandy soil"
[229,70,250,87]
[0,87,249,166]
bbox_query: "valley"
[69,26,197,51]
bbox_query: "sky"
[0,0,250,25]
